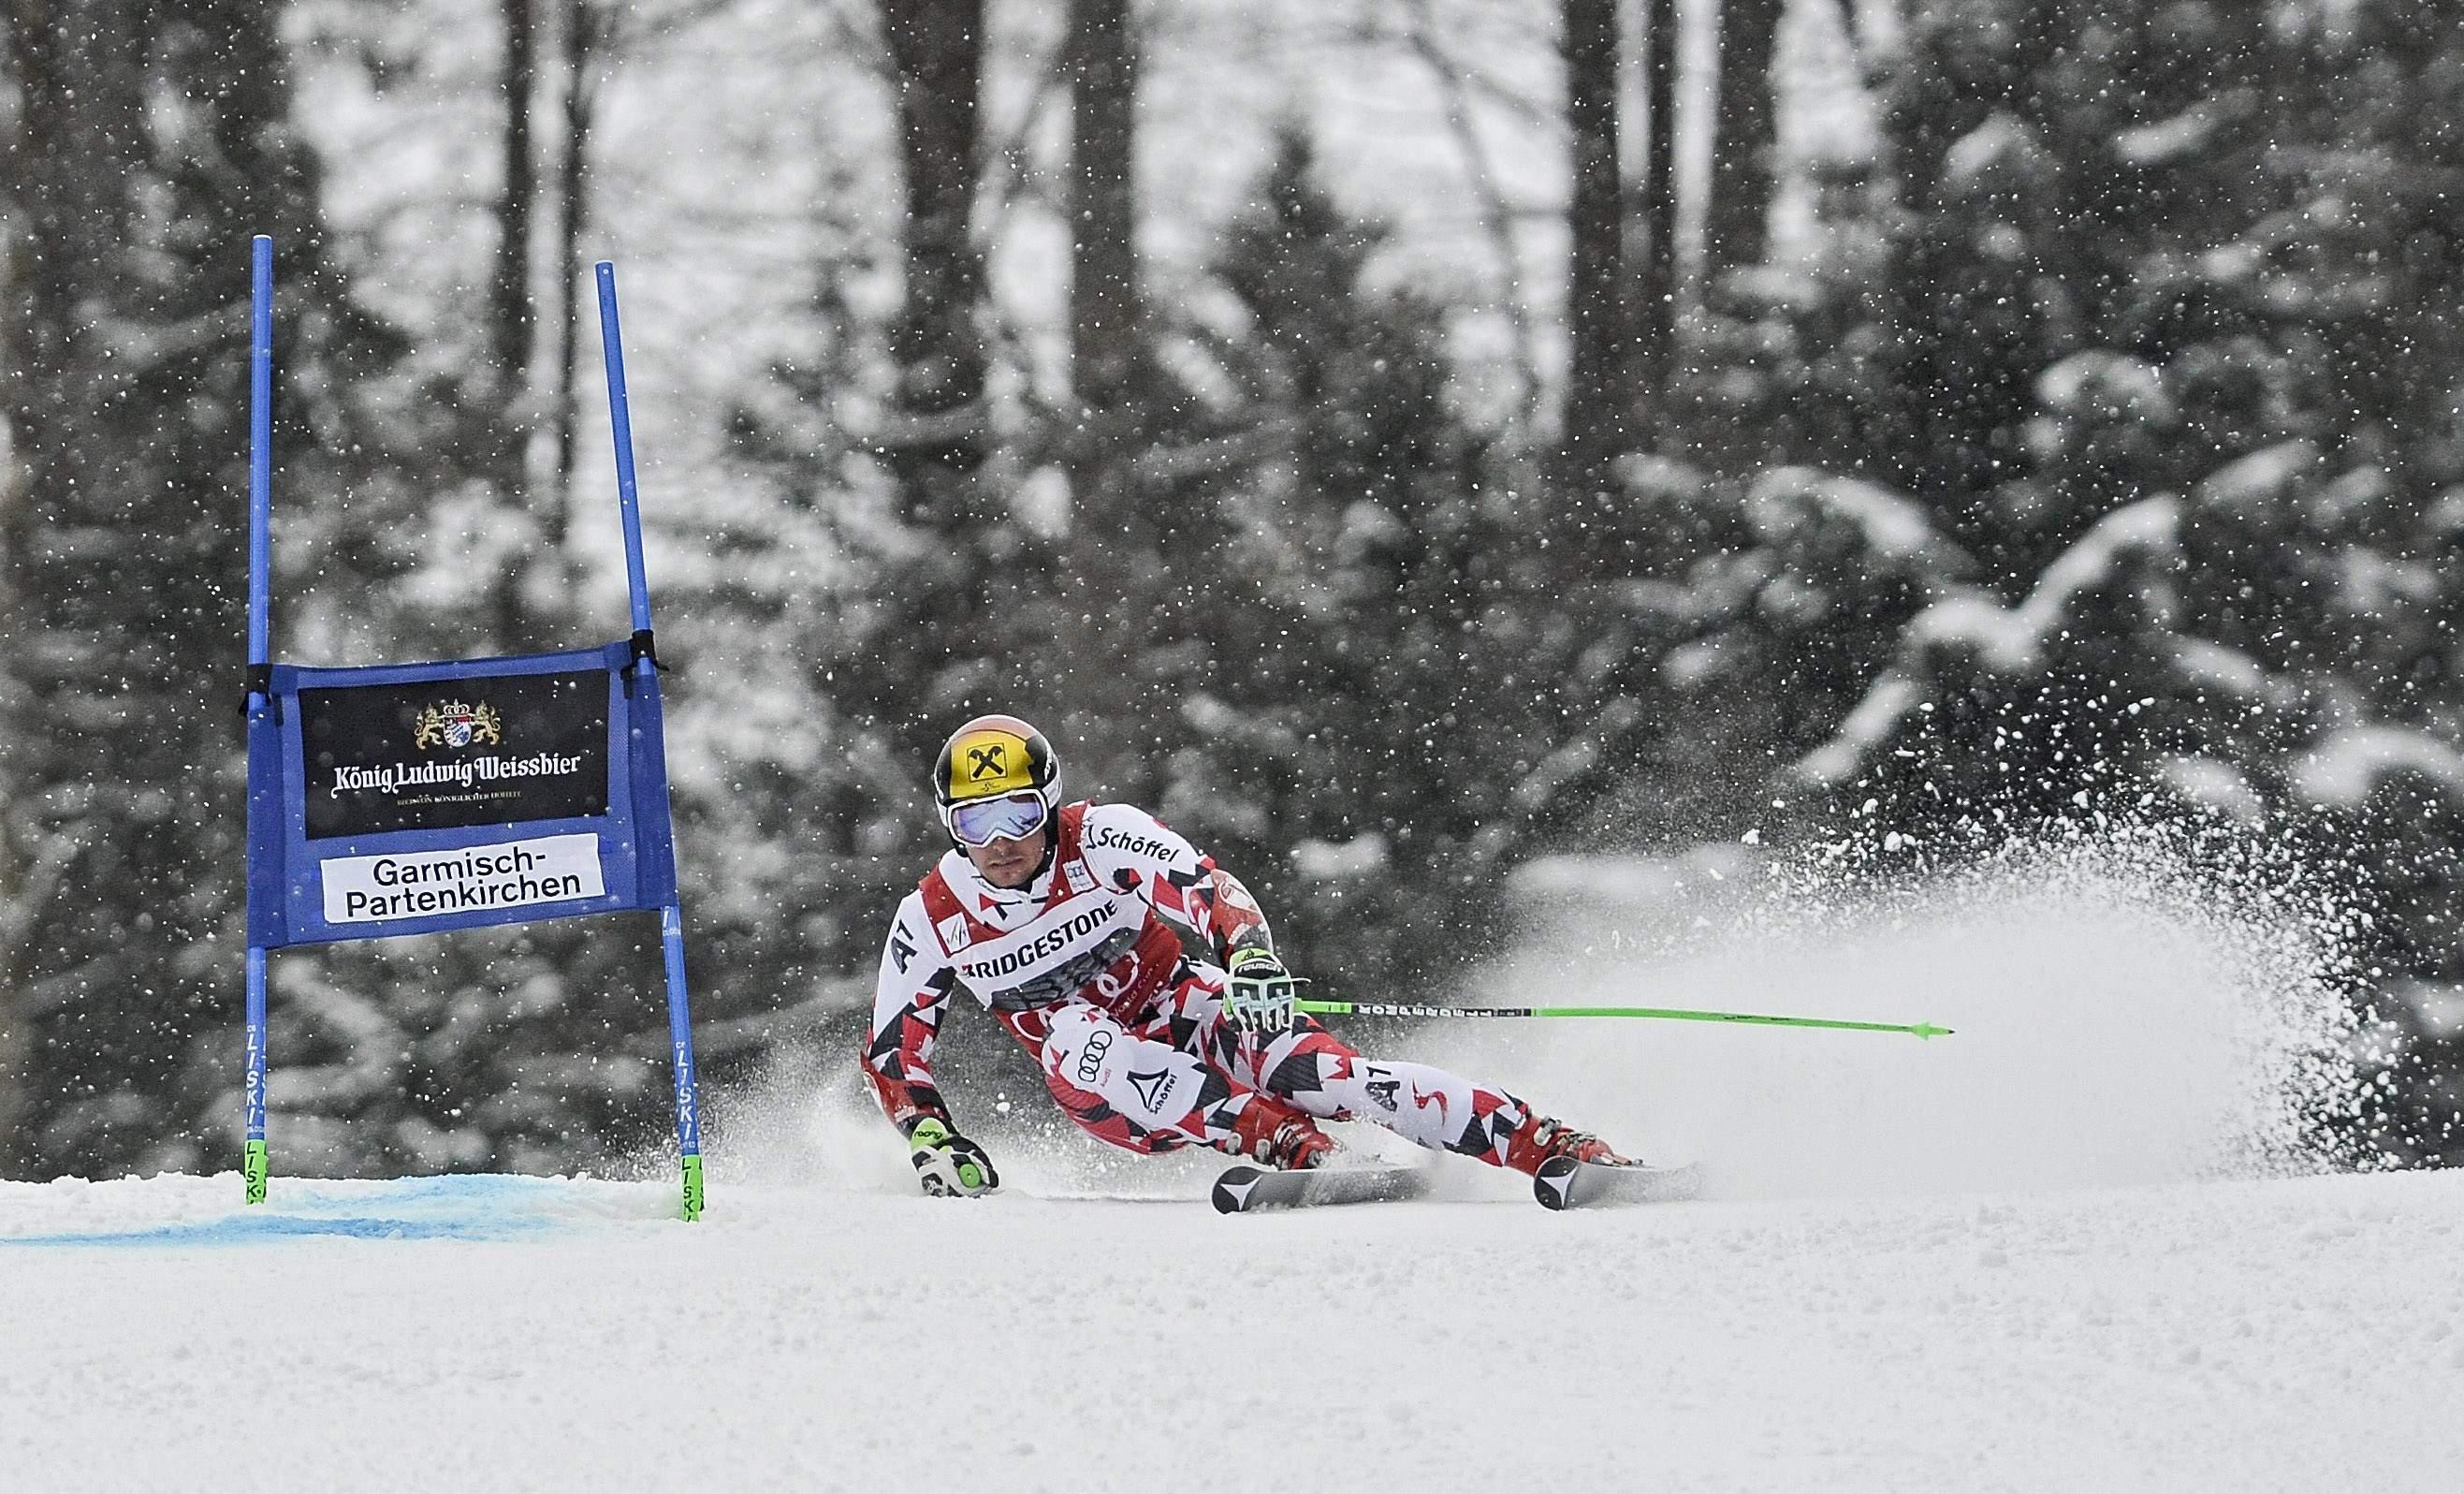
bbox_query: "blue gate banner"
[240,241,704,1218]
[246,643,679,950]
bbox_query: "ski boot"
[1503,1113,1633,1176]
[1232,1100,1336,1170]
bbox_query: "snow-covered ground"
[4,1168,2459,1492]
[7,830,2457,1491]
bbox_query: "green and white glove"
[908,1118,999,1198]
[1223,946,1299,1035]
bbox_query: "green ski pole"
[1295,998,1953,1040]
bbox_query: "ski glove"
[908,1118,999,1198]
[1222,947,1299,1035]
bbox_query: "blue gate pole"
[596,261,704,1221]
[595,262,655,640]
[243,235,276,1205]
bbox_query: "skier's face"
[965,825,1048,888]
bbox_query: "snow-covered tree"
[2,1,408,1176]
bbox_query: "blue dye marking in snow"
[1,1175,581,1248]
[1,1214,555,1248]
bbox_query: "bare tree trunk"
[1705,0,1786,289]
[1057,0,1159,693]
[1636,0,1680,429]
[550,0,600,572]
[1561,0,1630,485]
[494,0,539,405]
[486,0,541,646]
[879,0,991,525]
[1065,0,1140,414]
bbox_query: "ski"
[1532,1157,1705,1210]
[1211,1164,1430,1214]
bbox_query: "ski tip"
[1211,1165,1264,1215]
[1912,1022,1954,1039]
[1532,1155,1579,1211]
[1533,1156,1706,1209]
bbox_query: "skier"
[863,713,1635,1197]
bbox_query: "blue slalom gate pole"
[662,905,703,1216]
[596,261,705,1221]
[248,237,274,676]
[242,235,276,1205]
[596,262,655,638]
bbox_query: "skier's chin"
[969,837,1043,887]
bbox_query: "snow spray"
[1470,811,2375,1202]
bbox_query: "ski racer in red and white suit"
[863,719,1630,1191]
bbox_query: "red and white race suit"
[863,800,1537,1167]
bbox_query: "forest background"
[4,0,2459,1181]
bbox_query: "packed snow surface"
[7,831,2457,1490]
[4,1169,2459,1492]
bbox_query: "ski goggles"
[946,791,1051,847]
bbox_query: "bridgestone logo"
[959,907,1112,984]
[322,834,605,924]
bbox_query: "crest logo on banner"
[239,237,705,1221]
[416,699,503,750]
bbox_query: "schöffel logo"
[415,699,503,751]
[1089,824,1174,860]
[1126,1068,1176,1114]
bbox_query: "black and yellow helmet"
[933,714,1063,842]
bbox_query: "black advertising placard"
[299,671,609,839]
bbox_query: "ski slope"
[3,1167,2459,1492]
[6,830,2457,1490]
